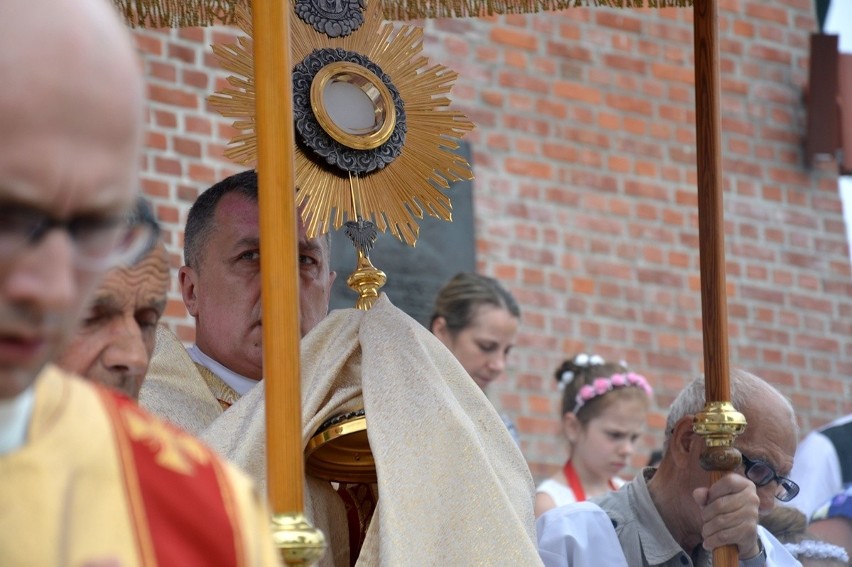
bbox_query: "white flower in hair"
[589,354,604,365]
[574,353,589,366]
[557,370,574,391]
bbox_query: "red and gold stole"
[98,388,246,567]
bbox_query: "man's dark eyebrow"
[86,293,121,313]
[136,292,168,313]
[742,451,779,469]
[234,237,260,250]
[299,239,322,253]
[80,293,121,324]
[139,297,168,316]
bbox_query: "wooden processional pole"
[252,0,326,563]
[692,1,747,566]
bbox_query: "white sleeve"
[787,432,842,518]
[759,525,804,567]
[536,502,628,567]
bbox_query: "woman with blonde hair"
[430,272,522,443]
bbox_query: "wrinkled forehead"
[735,407,797,473]
[96,248,171,305]
[128,244,171,282]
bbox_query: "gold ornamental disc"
[310,61,396,150]
[305,413,376,484]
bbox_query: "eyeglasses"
[741,454,800,502]
[124,197,161,263]
[0,202,156,272]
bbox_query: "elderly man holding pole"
[537,369,801,567]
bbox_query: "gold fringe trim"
[112,0,246,28]
[383,0,692,20]
[115,0,692,27]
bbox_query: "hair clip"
[557,370,574,391]
[573,352,604,367]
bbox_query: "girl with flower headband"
[534,353,654,517]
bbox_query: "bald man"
[0,0,278,564]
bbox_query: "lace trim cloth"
[783,539,849,562]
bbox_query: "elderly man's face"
[180,194,335,380]
[55,245,170,398]
[733,404,797,515]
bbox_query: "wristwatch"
[739,539,766,567]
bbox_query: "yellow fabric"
[0,365,280,566]
[197,362,241,409]
[202,294,542,566]
[142,328,351,566]
[0,366,142,565]
[140,325,224,435]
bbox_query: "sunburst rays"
[209,1,474,246]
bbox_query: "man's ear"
[178,266,199,317]
[669,415,697,468]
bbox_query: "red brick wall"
[131,2,852,483]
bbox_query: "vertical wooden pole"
[252,0,304,514]
[693,1,738,565]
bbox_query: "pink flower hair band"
[573,372,653,413]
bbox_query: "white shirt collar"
[186,345,258,396]
[0,386,35,455]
